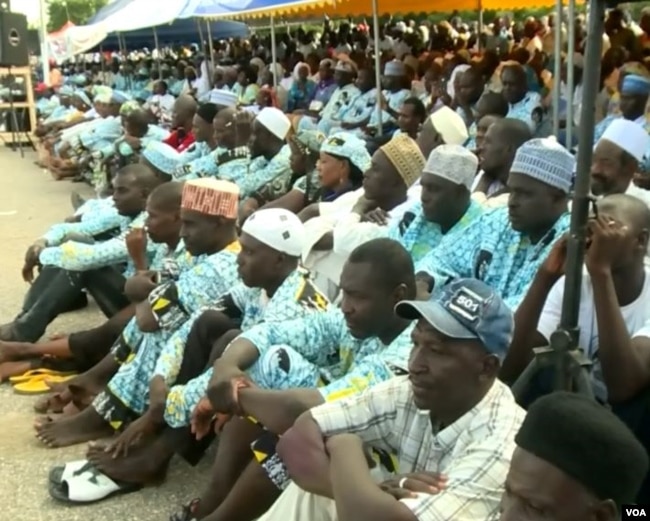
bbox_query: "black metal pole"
[554,0,606,390]
[560,0,605,331]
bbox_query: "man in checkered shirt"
[261,278,525,521]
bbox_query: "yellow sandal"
[13,375,76,395]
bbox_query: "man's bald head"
[175,94,198,113]
[120,163,167,192]
[597,193,650,233]
[149,180,184,211]
[490,118,532,148]
[172,95,198,127]
[215,107,236,124]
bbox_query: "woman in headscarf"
[287,63,317,112]
[236,65,261,106]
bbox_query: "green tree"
[47,0,109,32]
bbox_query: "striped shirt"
[311,376,525,521]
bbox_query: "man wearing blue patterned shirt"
[219,107,293,203]
[168,239,417,521]
[416,138,574,310]
[36,180,241,452]
[501,64,543,137]
[0,182,186,385]
[49,210,329,497]
[262,280,523,521]
[0,165,166,344]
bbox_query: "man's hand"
[380,472,448,500]
[206,366,252,415]
[585,216,631,276]
[22,240,47,283]
[634,173,650,190]
[233,111,255,147]
[361,207,390,226]
[539,233,568,280]
[277,415,330,495]
[190,396,216,440]
[125,272,158,302]
[105,413,159,458]
[123,134,142,150]
[379,93,389,111]
[126,228,148,270]
[352,196,378,216]
[415,273,434,300]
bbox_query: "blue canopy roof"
[94,18,248,50]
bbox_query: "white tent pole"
[371,0,382,136]
[552,0,562,137]
[566,0,576,148]
[270,15,278,90]
[206,20,216,71]
[39,0,50,85]
[197,19,205,49]
[153,26,162,79]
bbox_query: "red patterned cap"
[181,179,239,218]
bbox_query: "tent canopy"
[96,18,249,49]
[201,0,580,19]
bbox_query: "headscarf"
[448,64,471,99]
[293,62,309,80]
[291,130,325,155]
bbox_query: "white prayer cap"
[423,145,478,190]
[256,107,291,140]
[384,60,406,76]
[334,61,357,74]
[242,208,305,257]
[209,89,238,108]
[599,119,650,163]
[429,106,469,146]
[268,62,285,77]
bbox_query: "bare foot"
[86,436,172,485]
[36,374,104,414]
[35,407,113,448]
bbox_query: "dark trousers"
[517,369,650,503]
[68,306,134,372]
[170,309,241,466]
[12,265,129,343]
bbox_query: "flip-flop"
[48,460,141,504]
[9,368,77,384]
[13,375,76,395]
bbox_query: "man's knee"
[210,328,242,362]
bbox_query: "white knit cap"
[511,137,575,193]
[209,89,238,108]
[256,107,291,140]
[423,144,478,190]
[384,60,406,76]
[429,106,469,146]
[242,208,305,257]
[599,118,650,163]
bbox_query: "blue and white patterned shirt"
[39,211,155,275]
[163,267,330,426]
[417,207,570,309]
[388,200,484,264]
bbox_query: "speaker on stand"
[0,11,32,155]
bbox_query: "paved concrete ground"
[0,148,208,521]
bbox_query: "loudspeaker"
[0,12,28,67]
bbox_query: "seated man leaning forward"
[255,279,525,521]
